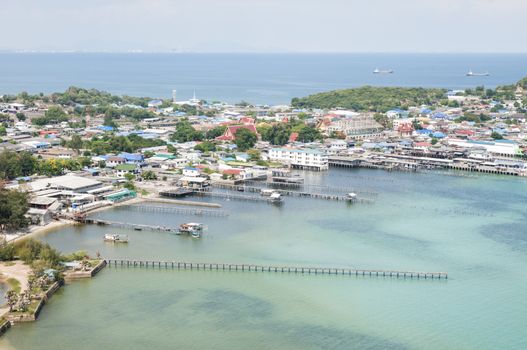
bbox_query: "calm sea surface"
[0,53,526,104]
[1,168,527,349]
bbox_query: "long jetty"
[193,191,273,203]
[125,204,229,217]
[84,219,180,233]
[104,259,447,280]
[243,180,379,197]
[211,183,374,203]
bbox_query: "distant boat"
[373,68,394,74]
[466,69,490,77]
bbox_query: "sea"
[1,168,527,350]
[0,53,526,105]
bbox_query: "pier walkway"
[125,204,229,217]
[193,191,273,203]
[211,183,374,203]
[104,259,447,280]
[84,219,180,233]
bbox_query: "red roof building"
[216,124,258,141]
[289,132,299,143]
[238,117,255,125]
[455,129,475,136]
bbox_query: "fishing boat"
[103,233,129,243]
[373,68,394,74]
[178,223,204,236]
[466,69,490,77]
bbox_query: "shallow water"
[2,169,527,349]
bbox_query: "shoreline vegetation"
[0,240,105,336]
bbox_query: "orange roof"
[222,169,242,175]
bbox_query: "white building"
[447,139,520,157]
[268,148,328,171]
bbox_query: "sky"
[2,0,526,53]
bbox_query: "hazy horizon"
[2,0,527,53]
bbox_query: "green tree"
[0,151,37,179]
[141,170,157,180]
[194,141,216,153]
[247,149,261,161]
[234,128,257,151]
[32,106,68,125]
[103,115,118,128]
[297,126,321,143]
[16,112,26,121]
[68,134,83,155]
[171,120,204,143]
[205,126,227,139]
[0,189,29,232]
[491,132,504,140]
[262,124,291,145]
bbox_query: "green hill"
[291,86,447,112]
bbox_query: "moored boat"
[269,192,283,203]
[178,223,204,236]
[104,233,129,243]
[347,192,357,202]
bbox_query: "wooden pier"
[104,259,447,280]
[83,219,180,233]
[125,204,229,217]
[193,190,273,203]
[211,183,374,203]
[242,179,378,196]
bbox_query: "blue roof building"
[118,153,144,163]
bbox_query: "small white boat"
[347,192,357,202]
[191,230,201,239]
[104,233,129,243]
[269,192,282,203]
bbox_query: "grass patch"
[3,262,15,267]
[6,278,21,293]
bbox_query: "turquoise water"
[1,169,527,349]
[0,53,526,104]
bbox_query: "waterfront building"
[268,148,329,171]
[447,139,521,157]
[326,115,383,139]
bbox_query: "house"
[177,176,210,189]
[148,99,163,108]
[106,156,126,168]
[118,153,144,164]
[216,124,258,141]
[414,142,432,151]
[183,167,200,177]
[114,164,140,177]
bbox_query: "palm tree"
[6,290,18,312]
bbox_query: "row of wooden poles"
[104,259,448,279]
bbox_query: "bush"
[0,243,15,261]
